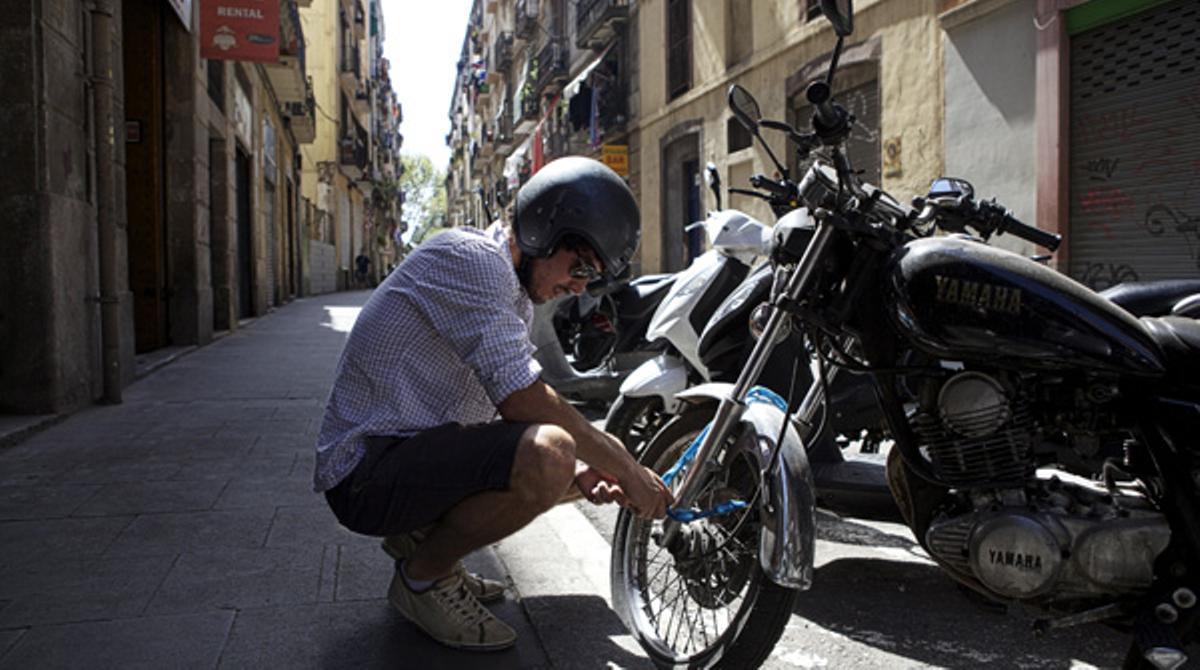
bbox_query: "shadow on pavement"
[520,593,653,669]
[791,557,1129,668]
[815,509,922,551]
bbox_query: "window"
[667,0,691,100]
[789,76,881,185]
[206,60,225,111]
[804,0,822,23]
[727,0,753,67]
[726,116,752,153]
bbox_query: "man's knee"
[510,424,576,507]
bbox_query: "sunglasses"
[568,254,603,281]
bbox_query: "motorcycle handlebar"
[806,81,840,130]
[749,175,795,199]
[1000,213,1061,252]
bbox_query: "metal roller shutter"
[1067,0,1200,290]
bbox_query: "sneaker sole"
[387,591,517,651]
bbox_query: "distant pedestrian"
[354,253,371,287]
[315,157,672,651]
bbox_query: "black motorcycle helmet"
[513,156,640,281]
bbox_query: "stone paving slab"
[0,611,235,669]
[103,509,275,557]
[73,479,225,517]
[0,516,133,567]
[0,553,176,627]
[0,483,102,520]
[214,476,326,510]
[144,545,325,615]
[216,597,549,670]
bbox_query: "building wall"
[0,0,135,413]
[635,0,944,273]
[943,0,1038,256]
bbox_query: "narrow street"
[0,292,1140,668]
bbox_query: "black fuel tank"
[887,237,1164,375]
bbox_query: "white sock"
[400,560,435,593]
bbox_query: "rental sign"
[200,0,279,62]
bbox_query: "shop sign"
[166,0,193,31]
[602,144,629,177]
[200,0,280,62]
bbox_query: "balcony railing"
[575,0,628,49]
[493,32,514,75]
[515,0,537,40]
[534,38,567,94]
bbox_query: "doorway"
[123,0,167,352]
[660,124,702,271]
[235,146,254,319]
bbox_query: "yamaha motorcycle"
[609,2,1199,667]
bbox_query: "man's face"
[526,246,603,304]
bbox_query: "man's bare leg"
[404,424,576,581]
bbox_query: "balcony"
[339,120,369,181]
[339,138,368,180]
[263,1,308,104]
[514,93,540,135]
[492,32,513,78]
[353,0,366,40]
[515,0,537,41]
[496,112,514,151]
[352,82,371,119]
[479,125,495,158]
[534,39,568,95]
[575,0,628,49]
[283,78,317,144]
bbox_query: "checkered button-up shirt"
[314,225,541,492]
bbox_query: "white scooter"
[604,164,771,452]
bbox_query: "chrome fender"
[677,384,816,590]
[616,354,688,413]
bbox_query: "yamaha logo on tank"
[933,275,1023,316]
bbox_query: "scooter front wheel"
[610,408,799,669]
[605,395,667,457]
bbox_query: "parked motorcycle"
[605,168,772,452]
[609,2,1199,667]
[532,271,674,404]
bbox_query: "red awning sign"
[200,0,280,62]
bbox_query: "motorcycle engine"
[910,370,1171,602]
[910,371,1035,487]
[925,475,1170,601]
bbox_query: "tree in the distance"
[399,153,448,247]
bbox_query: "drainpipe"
[91,0,121,403]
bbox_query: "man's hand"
[574,466,628,506]
[575,465,673,520]
[619,465,674,520]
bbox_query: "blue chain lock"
[662,386,786,523]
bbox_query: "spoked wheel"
[605,395,668,457]
[611,407,800,669]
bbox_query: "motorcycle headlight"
[748,302,790,344]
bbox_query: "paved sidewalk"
[0,292,554,669]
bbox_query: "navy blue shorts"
[325,421,529,537]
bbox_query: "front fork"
[661,221,836,548]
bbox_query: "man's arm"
[498,379,672,518]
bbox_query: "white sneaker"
[387,568,517,651]
[382,532,506,603]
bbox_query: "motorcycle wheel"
[605,395,668,457]
[611,407,799,669]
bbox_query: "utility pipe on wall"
[90,0,122,403]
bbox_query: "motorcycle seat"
[1101,279,1200,317]
[1140,316,1200,383]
